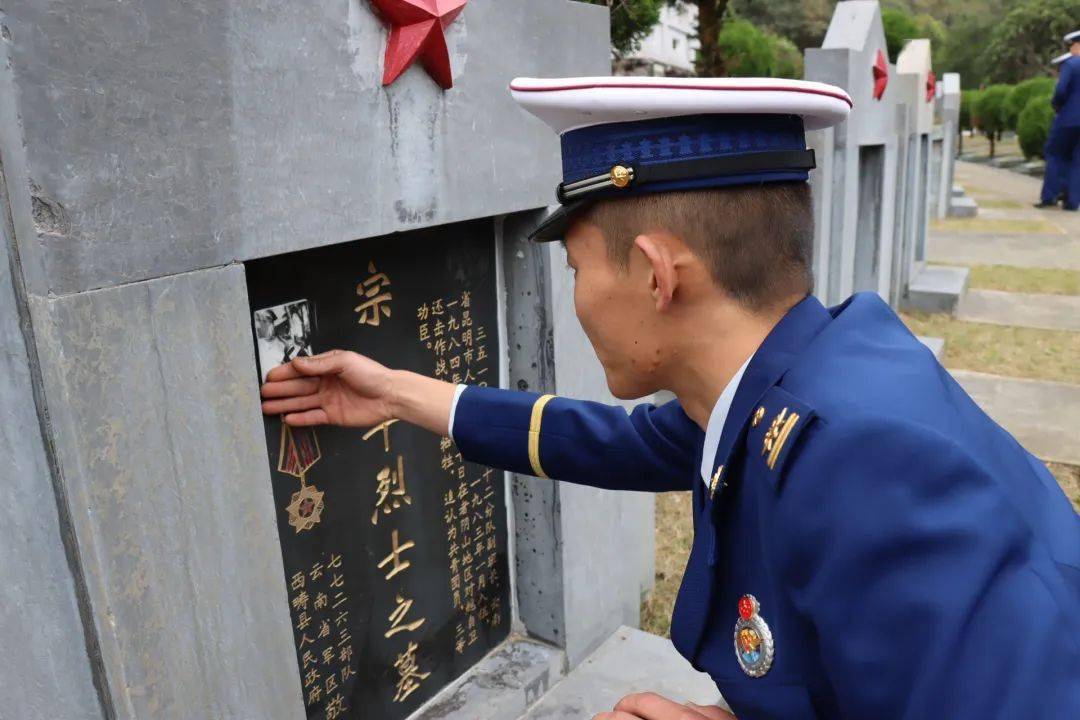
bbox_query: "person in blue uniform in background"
[1040,31,1080,211]
[1037,50,1074,208]
[262,77,1080,719]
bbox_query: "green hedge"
[1005,77,1057,130]
[960,89,981,131]
[1017,92,1056,159]
[974,84,1013,135]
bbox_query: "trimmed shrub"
[1005,77,1057,130]
[960,89,981,131]
[717,18,777,77]
[768,34,803,80]
[1017,92,1056,159]
[974,84,1013,156]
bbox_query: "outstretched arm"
[260,350,698,492]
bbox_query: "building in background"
[616,3,699,76]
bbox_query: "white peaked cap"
[509,76,853,134]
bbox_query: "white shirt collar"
[699,356,753,486]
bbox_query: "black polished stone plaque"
[246,219,510,719]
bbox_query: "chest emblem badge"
[734,594,774,677]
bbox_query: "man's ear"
[634,233,677,312]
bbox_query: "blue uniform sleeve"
[1053,60,1073,110]
[775,418,1080,718]
[451,385,699,492]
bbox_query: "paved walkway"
[952,371,1080,466]
[930,161,1080,269]
[957,289,1080,332]
[929,161,1080,471]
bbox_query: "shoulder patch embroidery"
[748,387,815,483]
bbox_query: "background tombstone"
[805,0,901,305]
[896,39,937,286]
[0,1,656,718]
[936,73,962,220]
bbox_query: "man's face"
[563,219,666,399]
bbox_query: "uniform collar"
[699,356,752,485]
[703,294,832,485]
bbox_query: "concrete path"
[957,289,1080,332]
[524,626,725,719]
[953,370,1080,466]
[929,161,1080,471]
[930,162,1080,270]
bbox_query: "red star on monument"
[369,0,468,90]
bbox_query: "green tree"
[1016,92,1056,159]
[882,7,920,60]
[1005,77,1057,129]
[716,18,776,76]
[983,0,1080,83]
[768,34,804,79]
[912,13,947,70]
[580,0,666,55]
[940,15,996,89]
[974,84,1013,157]
[695,1,734,76]
[960,89,981,132]
[728,0,836,50]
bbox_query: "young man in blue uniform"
[1045,30,1080,211]
[1037,50,1074,208]
[262,77,1080,719]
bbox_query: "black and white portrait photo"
[254,299,315,381]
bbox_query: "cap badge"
[609,165,633,189]
[734,594,774,677]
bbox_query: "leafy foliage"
[1016,92,1056,159]
[716,18,776,76]
[974,84,1013,156]
[727,0,836,51]
[1005,77,1058,129]
[882,8,919,60]
[940,15,997,89]
[579,0,667,55]
[769,34,804,80]
[960,89,981,131]
[983,0,1080,83]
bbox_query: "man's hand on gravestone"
[592,693,736,720]
[260,350,457,437]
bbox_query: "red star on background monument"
[369,0,468,90]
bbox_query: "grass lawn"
[641,491,693,637]
[929,216,1063,234]
[900,312,1080,385]
[965,264,1080,296]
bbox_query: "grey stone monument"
[805,1,902,304]
[0,2,659,718]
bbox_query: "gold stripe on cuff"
[528,394,555,478]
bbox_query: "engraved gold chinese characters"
[420,289,503,655]
[290,553,355,715]
[355,260,393,326]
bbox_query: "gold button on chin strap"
[528,394,555,478]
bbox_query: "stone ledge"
[948,196,978,218]
[523,626,724,719]
[917,335,946,361]
[413,635,566,720]
[904,265,970,315]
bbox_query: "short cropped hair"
[576,182,814,311]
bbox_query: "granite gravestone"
[246,219,510,719]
